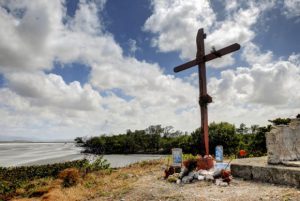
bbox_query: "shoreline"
[0,153,165,168]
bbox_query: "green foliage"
[248,125,271,156]
[83,125,183,154]
[81,122,271,158]
[74,137,84,144]
[182,154,198,160]
[208,122,239,155]
[86,156,110,172]
[268,118,291,125]
[0,159,88,183]
[236,123,249,134]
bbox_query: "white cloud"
[283,0,300,18]
[242,42,273,65]
[0,0,200,139]
[207,56,300,126]
[144,0,274,68]
[6,72,102,111]
[128,39,139,55]
[143,0,300,128]
[144,0,216,60]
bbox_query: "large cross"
[173,28,240,156]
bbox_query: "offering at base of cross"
[196,155,214,170]
[164,155,232,186]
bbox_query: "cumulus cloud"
[144,0,216,60]
[142,0,300,126]
[207,56,300,126]
[0,0,200,139]
[282,0,300,18]
[242,42,273,65]
[6,72,102,111]
[144,0,274,68]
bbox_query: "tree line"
[75,121,274,157]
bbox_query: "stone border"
[231,157,300,188]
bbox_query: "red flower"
[239,150,247,157]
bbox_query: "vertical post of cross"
[196,29,209,155]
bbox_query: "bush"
[90,156,110,171]
[58,168,80,188]
[268,118,291,125]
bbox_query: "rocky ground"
[92,164,300,201]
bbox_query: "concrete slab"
[231,157,300,188]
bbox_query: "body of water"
[0,143,164,168]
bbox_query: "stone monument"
[231,117,300,187]
[266,118,300,166]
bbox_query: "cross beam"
[173,28,240,156]
[174,43,240,73]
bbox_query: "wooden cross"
[173,28,240,156]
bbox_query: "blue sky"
[0,0,300,140]
[50,0,300,84]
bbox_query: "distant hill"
[0,135,38,142]
[0,135,73,143]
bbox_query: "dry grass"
[58,168,80,188]
[11,159,300,201]
[11,159,164,201]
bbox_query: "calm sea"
[0,143,164,168]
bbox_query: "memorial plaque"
[172,148,182,167]
[215,145,223,162]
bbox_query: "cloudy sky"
[0,0,299,140]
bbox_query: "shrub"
[268,118,291,125]
[58,168,80,188]
[85,156,110,173]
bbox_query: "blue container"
[215,145,223,162]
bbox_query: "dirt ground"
[93,166,300,201]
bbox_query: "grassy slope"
[11,160,162,201]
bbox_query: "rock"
[182,176,193,183]
[197,175,205,181]
[176,179,181,184]
[198,169,209,175]
[215,179,228,186]
[188,171,195,177]
[181,176,189,183]
[266,118,300,164]
[193,172,199,179]
[179,167,189,179]
[205,175,214,181]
